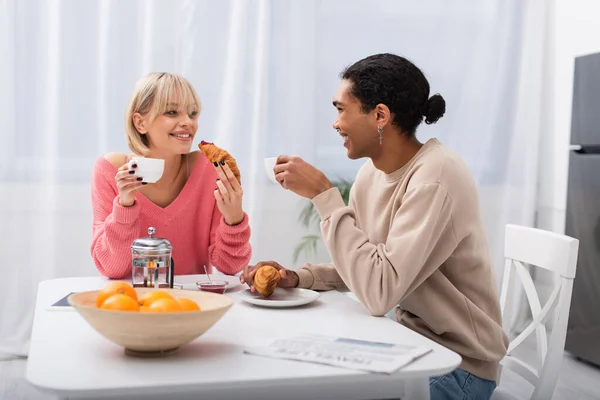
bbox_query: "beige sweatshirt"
[296,138,508,382]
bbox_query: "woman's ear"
[132,113,148,134]
[375,103,391,126]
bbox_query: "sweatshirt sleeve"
[90,158,141,279]
[208,204,252,275]
[295,262,348,291]
[295,185,359,291]
[310,183,457,316]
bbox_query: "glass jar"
[130,227,174,288]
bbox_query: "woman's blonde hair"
[125,72,201,155]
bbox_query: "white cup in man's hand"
[128,157,165,183]
[264,157,278,184]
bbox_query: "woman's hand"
[214,161,245,225]
[115,158,145,207]
[240,261,299,291]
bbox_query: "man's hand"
[240,261,299,292]
[273,156,333,199]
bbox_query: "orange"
[145,298,183,313]
[96,281,138,308]
[138,290,175,307]
[99,294,140,312]
[177,297,201,312]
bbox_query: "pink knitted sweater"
[90,155,252,279]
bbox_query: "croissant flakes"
[254,265,281,298]
[199,141,241,184]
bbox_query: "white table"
[26,276,461,400]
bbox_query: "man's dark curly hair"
[341,53,446,135]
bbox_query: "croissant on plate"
[254,265,281,298]
[198,141,241,184]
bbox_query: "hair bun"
[423,94,446,124]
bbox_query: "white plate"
[173,274,243,292]
[238,288,320,308]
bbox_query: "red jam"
[196,281,227,294]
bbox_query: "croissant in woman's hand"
[253,265,281,298]
[199,141,241,184]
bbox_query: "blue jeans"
[429,368,496,400]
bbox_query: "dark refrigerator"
[565,51,600,366]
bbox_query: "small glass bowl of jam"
[196,280,228,294]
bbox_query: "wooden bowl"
[68,288,233,356]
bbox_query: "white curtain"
[0,0,548,359]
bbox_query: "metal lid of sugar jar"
[131,227,172,255]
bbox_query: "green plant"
[293,179,353,264]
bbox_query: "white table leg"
[402,377,430,400]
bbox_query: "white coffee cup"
[128,157,165,183]
[264,157,278,184]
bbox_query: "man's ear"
[374,103,391,126]
[132,113,148,134]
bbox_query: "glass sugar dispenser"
[130,227,174,288]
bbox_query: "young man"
[242,53,508,400]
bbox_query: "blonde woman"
[91,72,251,279]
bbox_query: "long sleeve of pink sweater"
[90,155,252,279]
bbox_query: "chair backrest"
[498,224,579,400]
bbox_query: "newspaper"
[244,334,431,374]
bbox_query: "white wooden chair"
[493,224,579,400]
